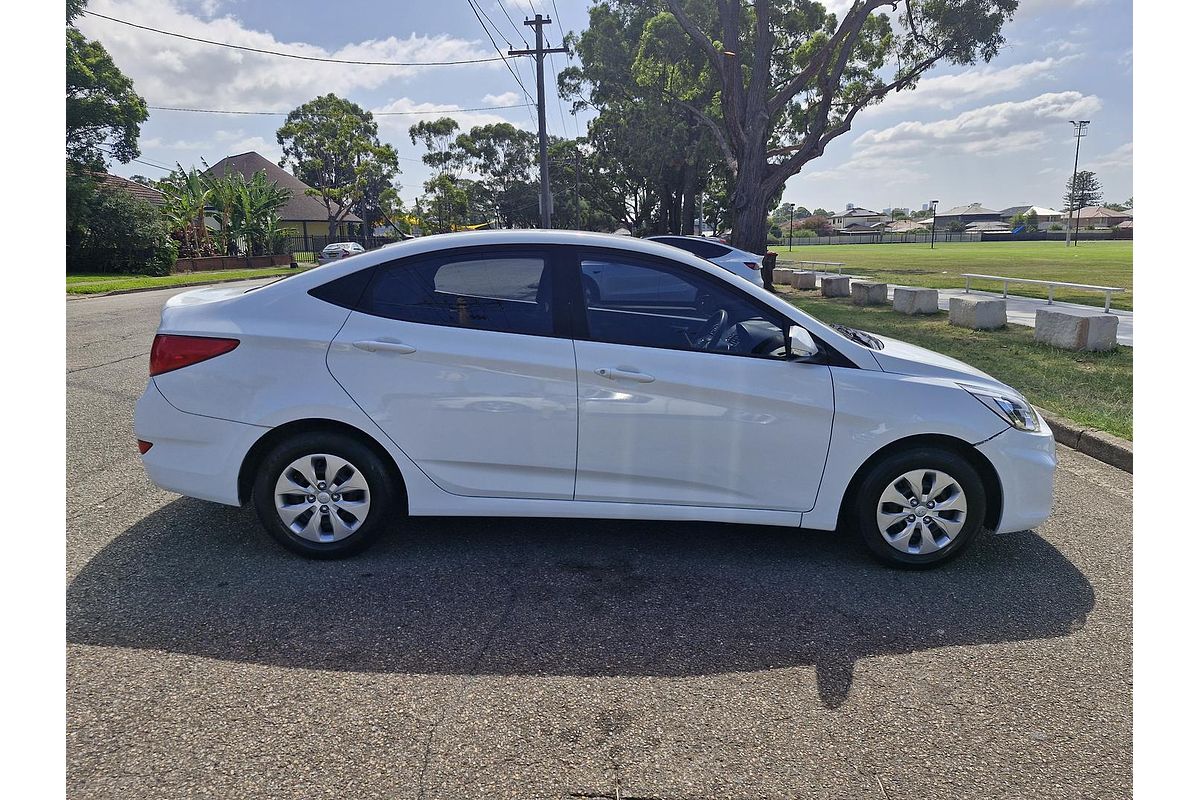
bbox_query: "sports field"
[772,240,1133,310]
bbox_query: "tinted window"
[653,237,730,259]
[579,252,785,357]
[360,251,553,336]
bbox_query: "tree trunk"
[731,156,771,255]
[681,159,697,235]
[328,217,338,240]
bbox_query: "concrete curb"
[66,270,307,299]
[1037,406,1132,473]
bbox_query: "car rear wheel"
[854,447,987,568]
[252,432,396,558]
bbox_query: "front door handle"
[353,339,416,354]
[595,367,655,383]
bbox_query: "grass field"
[781,287,1132,440]
[772,241,1133,310]
[66,266,308,295]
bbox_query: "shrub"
[794,228,817,238]
[70,188,178,275]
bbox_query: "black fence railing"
[281,233,406,262]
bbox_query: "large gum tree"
[657,0,1018,254]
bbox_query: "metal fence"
[773,229,1129,247]
[280,234,406,262]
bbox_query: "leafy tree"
[159,164,215,257]
[651,0,1018,253]
[453,122,539,227]
[277,94,400,238]
[911,208,932,220]
[799,215,834,236]
[812,207,831,217]
[1063,169,1103,211]
[203,168,293,256]
[409,117,462,174]
[70,187,177,275]
[890,208,911,220]
[67,2,147,169]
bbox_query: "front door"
[570,248,835,511]
[327,246,578,499]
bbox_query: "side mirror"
[787,326,820,359]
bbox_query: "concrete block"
[821,275,851,297]
[893,287,939,314]
[790,271,817,289]
[851,282,888,306]
[949,296,1007,330]
[1034,309,1118,351]
[772,268,794,285]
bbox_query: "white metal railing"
[962,273,1127,313]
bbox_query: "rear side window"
[655,237,730,260]
[358,251,553,336]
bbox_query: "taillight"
[137,440,153,454]
[150,334,239,376]
[744,262,761,271]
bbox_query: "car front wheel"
[854,447,987,568]
[252,432,396,558]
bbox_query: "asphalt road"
[66,284,1132,799]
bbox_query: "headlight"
[961,384,1041,432]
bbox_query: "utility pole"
[573,148,582,230]
[929,199,939,250]
[1066,119,1090,247]
[509,15,567,229]
[788,203,795,251]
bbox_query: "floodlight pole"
[509,15,568,229]
[929,199,939,249]
[1066,119,1090,247]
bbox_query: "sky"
[78,0,1133,216]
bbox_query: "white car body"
[317,241,365,263]
[135,230,1054,561]
[647,235,765,287]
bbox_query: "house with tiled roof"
[204,151,363,242]
[100,173,166,207]
[831,207,887,231]
[938,203,1002,225]
[1073,206,1132,228]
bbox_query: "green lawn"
[772,241,1133,310]
[781,288,1132,440]
[66,266,310,295]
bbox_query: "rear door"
[326,245,578,499]
[569,247,835,512]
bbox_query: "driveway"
[67,283,1132,799]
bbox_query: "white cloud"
[863,57,1075,118]
[371,97,526,138]
[482,91,522,106]
[77,0,500,110]
[1085,141,1132,172]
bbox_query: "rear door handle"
[353,339,416,354]
[595,367,655,383]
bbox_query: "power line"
[146,103,533,117]
[464,0,538,129]
[82,10,515,67]
[496,1,529,45]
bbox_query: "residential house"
[1073,206,1132,228]
[965,221,1012,233]
[885,219,931,233]
[938,203,1002,226]
[830,206,887,231]
[204,151,363,244]
[100,173,166,208]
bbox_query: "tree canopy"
[1063,170,1103,211]
[277,94,401,238]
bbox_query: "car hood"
[868,334,1018,394]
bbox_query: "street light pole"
[929,199,939,250]
[1066,119,1090,247]
[788,203,794,251]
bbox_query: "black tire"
[252,431,397,559]
[853,447,987,569]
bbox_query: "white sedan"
[317,241,365,264]
[646,235,765,287]
[135,230,1054,567]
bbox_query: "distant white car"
[647,235,764,287]
[134,230,1054,567]
[317,242,365,264]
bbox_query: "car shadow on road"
[67,498,1094,708]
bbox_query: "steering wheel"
[693,309,731,351]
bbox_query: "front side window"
[578,251,786,357]
[360,250,553,336]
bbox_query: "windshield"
[829,323,883,350]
